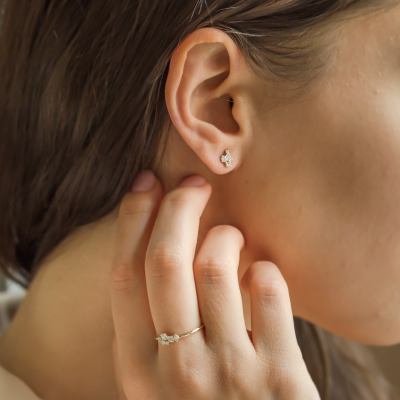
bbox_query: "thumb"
[240,261,301,361]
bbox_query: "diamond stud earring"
[221,149,233,168]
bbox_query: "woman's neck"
[0,159,259,400]
[0,208,121,400]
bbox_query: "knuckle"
[266,364,309,400]
[195,256,231,285]
[265,365,291,395]
[208,351,253,395]
[252,279,287,305]
[112,257,140,292]
[168,356,205,398]
[146,243,184,278]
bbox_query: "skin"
[0,3,400,399]
[111,172,319,399]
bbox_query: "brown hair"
[0,0,398,399]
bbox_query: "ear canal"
[186,42,240,135]
[196,93,239,134]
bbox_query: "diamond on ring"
[156,333,180,346]
[155,323,204,346]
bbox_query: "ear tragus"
[194,92,239,134]
[165,28,252,174]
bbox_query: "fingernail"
[130,170,155,192]
[179,176,207,188]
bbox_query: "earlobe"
[165,28,252,174]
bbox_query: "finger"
[241,261,300,360]
[112,338,128,400]
[145,176,212,348]
[193,225,250,348]
[111,170,162,369]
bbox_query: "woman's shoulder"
[0,361,41,400]
[0,291,40,399]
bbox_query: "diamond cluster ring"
[155,323,205,346]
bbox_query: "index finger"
[145,176,212,348]
[111,170,163,368]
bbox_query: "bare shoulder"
[0,291,40,399]
[0,362,41,400]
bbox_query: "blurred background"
[0,269,398,393]
[369,339,400,394]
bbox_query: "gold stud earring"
[221,149,233,168]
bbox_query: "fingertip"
[253,260,286,282]
[240,261,283,293]
[120,171,162,215]
[130,170,156,192]
[251,260,281,275]
[173,176,212,205]
[178,175,207,188]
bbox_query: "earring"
[221,149,233,168]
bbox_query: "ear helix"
[220,149,233,168]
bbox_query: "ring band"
[155,323,205,346]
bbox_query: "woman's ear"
[165,28,254,174]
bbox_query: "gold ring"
[155,323,205,346]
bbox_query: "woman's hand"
[110,171,320,400]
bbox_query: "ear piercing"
[221,149,233,168]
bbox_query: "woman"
[0,0,399,398]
